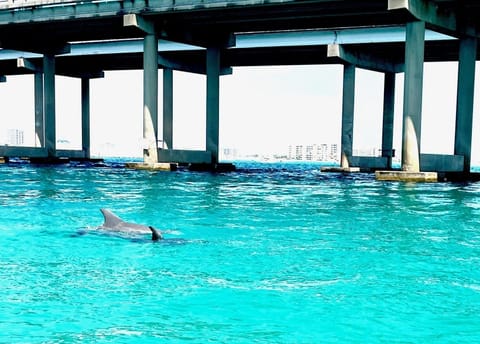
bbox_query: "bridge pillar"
[206,47,221,165]
[34,71,44,148]
[143,32,159,164]
[382,72,396,169]
[43,54,56,157]
[401,21,425,172]
[163,68,173,149]
[340,63,355,168]
[81,77,91,158]
[376,21,436,181]
[454,36,477,173]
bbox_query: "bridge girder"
[327,43,405,73]
[389,0,478,37]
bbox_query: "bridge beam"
[454,36,477,173]
[59,71,105,79]
[340,63,355,168]
[388,0,477,37]
[160,30,236,50]
[402,21,425,172]
[0,39,70,56]
[159,54,232,76]
[17,57,42,72]
[123,14,155,35]
[327,44,404,73]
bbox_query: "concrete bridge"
[0,0,479,179]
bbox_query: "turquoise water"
[1,161,480,343]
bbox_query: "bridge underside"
[0,39,471,77]
[0,0,479,177]
[0,1,479,42]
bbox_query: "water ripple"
[1,161,480,342]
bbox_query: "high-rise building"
[295,145,303,160]
[329,144,338,161]
[287,143,339,162]
[7,129,24,146]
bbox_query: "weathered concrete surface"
[401,21,425,172]
[375,170,438,182]
[340,64,355,168]
[125,162,178,171]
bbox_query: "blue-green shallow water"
[1,161,480,343]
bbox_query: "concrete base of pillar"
[321,166,361,173]
[188,163,236,172]
[30,157,71,165]
[375,170,438,182]
[125,162,178,171]
[29,157,103,165]
[440,172,480,182]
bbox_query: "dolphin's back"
[100,208,124,228]
[98,208,162,241]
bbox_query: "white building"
[6,129,24,146]
[288,143,339,162]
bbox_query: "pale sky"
[1,62,480,162]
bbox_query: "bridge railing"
[0,0,81,9]
[0,0,257,10]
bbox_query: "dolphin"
[99,208,162,241]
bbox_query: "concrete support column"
[163,68,173,150]
[341,63,355,168]
[143,32,159,164]
[402,21,425,172]
[454,36,477,173]
[43,54,56,157]
[81,78,91,158]
[382,72,396,169]
[206,47,221,165]
[34,72,44,148]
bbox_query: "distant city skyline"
[220,142,340,162]
[1,62,480,163]
[1,128,24,146]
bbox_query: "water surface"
[1,161,479,343]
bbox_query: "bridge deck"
[0,0,478,50]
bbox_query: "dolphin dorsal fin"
[100,209,123,228]
[149,226,163,241]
